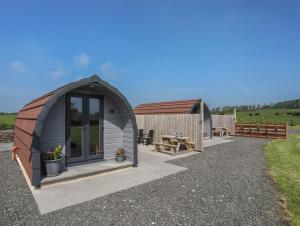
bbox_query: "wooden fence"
[235,123,287,139]
[135,114,203,151]
[211,114,236,135]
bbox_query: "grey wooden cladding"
[103,96,132,161]
[40,94,136,163]
[211,115,236,135]
[136,114,203,151]
[203,102,212,139]
[40,96,65,152]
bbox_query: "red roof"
[14,92,54,181]
[133,99,200,115]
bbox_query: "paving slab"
[41,160,133,185]
[30,151,187,214]
[203,136,234,148]
[0,142,13,152]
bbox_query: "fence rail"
[235,123,287,139]
[135,114,203,151]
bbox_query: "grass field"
[0,114,16,124]
[264,135,300,225]
[0,114,16,129]
[237,109,300,126]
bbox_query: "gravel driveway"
[0,137,287,225]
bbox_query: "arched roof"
[14,75,137,168]
[133,99,209,115]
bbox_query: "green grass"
[289,125,300,130]
[264,135,300,225]
[237,109,300,125]
[0,114,16,124]
[0,114,16,129]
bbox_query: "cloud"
[74,54,90,67]
[232,81,251,92]
[100,62,119,79]
[51,68,66,79]
[10,61,27,72]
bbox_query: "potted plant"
[42,145,63,177]
[115,148,126,162]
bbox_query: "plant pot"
[42,157,62,177]
[116,155,125,162]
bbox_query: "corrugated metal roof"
[133,99,200,115]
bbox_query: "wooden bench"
[187,142,195,151]
[213,127,227,136]
[153,142,179,155]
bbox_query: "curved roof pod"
[133,99,197,115]
[14,75,138,187]
[133,99,210,115]
[133,99,212,140]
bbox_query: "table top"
[213,127,226,130]
[161,135,190,140]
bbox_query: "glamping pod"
[14,75,138,187]
[134,99,212,140]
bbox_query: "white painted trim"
[16,155,35,191]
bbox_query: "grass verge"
[289,125,300,130]
[264,135,300,225]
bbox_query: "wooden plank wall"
[211,114,236,135]
[135,114,203,151]
[235,123,287,139]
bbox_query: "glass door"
[87,96,104,160]
[66,94,104,164]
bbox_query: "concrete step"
[41,160,133,186]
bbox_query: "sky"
[0,0,300,112]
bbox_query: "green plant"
[42,145,63,160]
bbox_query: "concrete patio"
[41,160,133,186]
[29,150,188,214]
[16,137,234,215]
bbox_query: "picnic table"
[212,127,227,136]
[153,135,195,155]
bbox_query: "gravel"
[0,130,14,143]
[0,137,287,226]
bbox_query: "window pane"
[70,97,83,158]
[89,98,100,156]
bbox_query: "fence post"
[200,100,204,152]
[233,108,237,123]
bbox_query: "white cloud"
[51,68,66,79]
[74,54,90,67]
[100,62,119,79]
[10,61,27,72]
